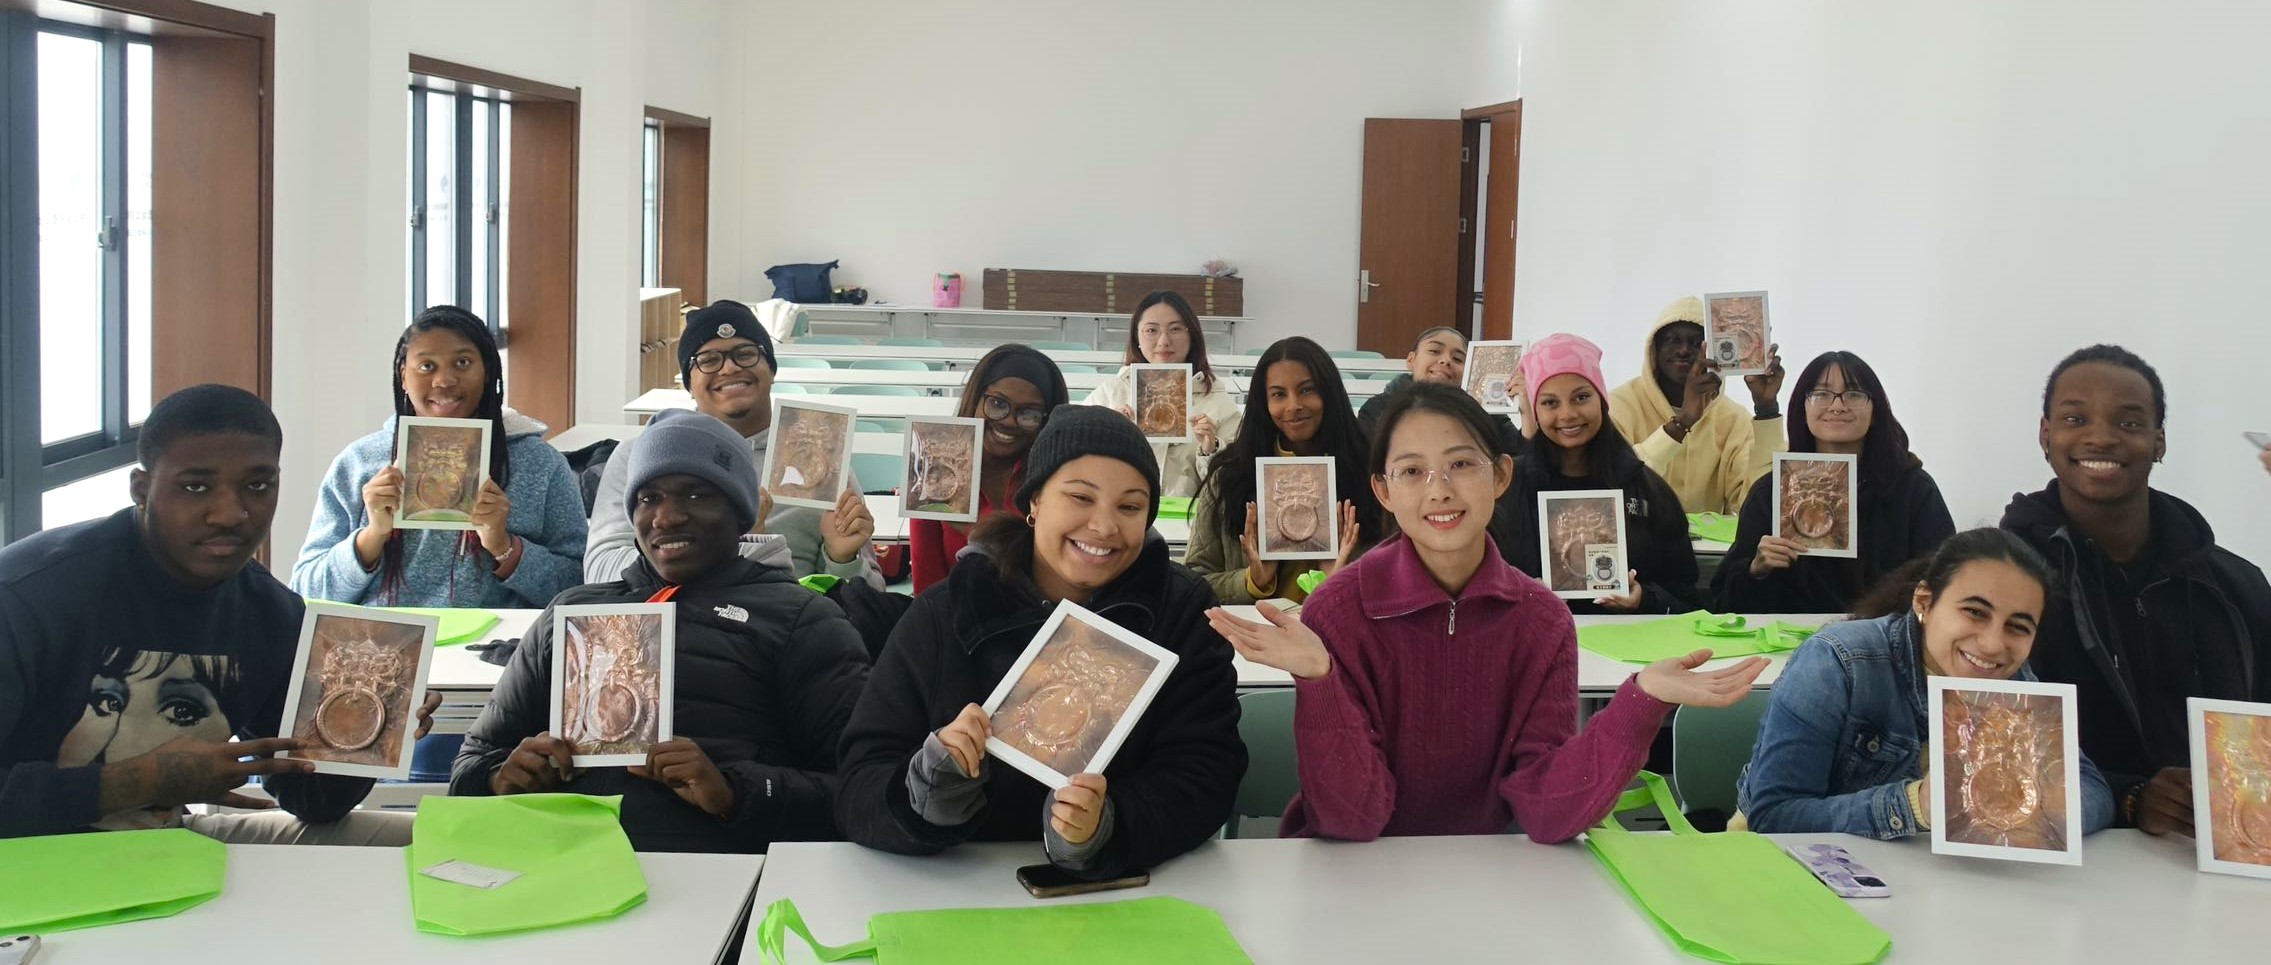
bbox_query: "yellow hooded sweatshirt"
[1606,296,1786,515]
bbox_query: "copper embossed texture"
[401,425,484,521]
[1262,462,1330,556]
[1778,457,1853,553]
[1135,367,1189,438]
[562,613,664,758]
[1465,343,1525,410]
[988,618,1160,779]
[771,406,846,503]
[2205,710,2271,866]
[1941,689,2070,852]
[1545,496,1619,593]
[1706,295,1768,371]
[288,615,425,767]
[907,422,975,515]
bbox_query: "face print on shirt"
[55,648,243,829]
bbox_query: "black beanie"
[679,300,776,383]
[1014,405,1163,525]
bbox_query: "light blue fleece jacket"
[290,411,588,609]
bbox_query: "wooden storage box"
[639,287,686,392]
[981,268,1243,318]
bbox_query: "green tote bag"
[0,828,226,934]
[1578,612,1817,664]
[1585,772,1891,965]
[753,895,1254,965]
[405,793,648,936]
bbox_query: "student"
[1208,382,1765,841]
[1083,290,1242,498]
[2002,345,2271,835]
[1357,326,1523,452]
[292,306,588,608]
[586,301,879,587]
[837,406,1246,876]
[453,410,870,853]
[1499,334,1698,614]
[908,344,1069,594]
[0,385,427,843]
[1737,529,2115,837]
[1606,296,1787,515]
[1184,337,1379,604]
[1715,351,1954,614]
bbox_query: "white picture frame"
[1537,489,1629,601]
[981,600,1181,790]
[1701,290,1773,377]
[762,397,860,511]
[392,416,493,531]
[277,602,440,780]
[901,415,985,523]
[1461,341,1527,416]
[1771,452,1859,559]
[1928,676,2084,866]
[550,602,676,767]
[1128,363,1194,444]
[1253,456,1339,561]
[2190,697,2271,879]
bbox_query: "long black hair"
[1124,290,1218,395]
[1199,336,1380,547]
[1850,527,2060,620]
[380,305,509,604]
[1366,381,1516,548]
[1787,351,1918,489]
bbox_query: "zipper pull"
[2135,598,2146,618]
[1448,600,1458,636]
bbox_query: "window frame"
[407,80,506,327]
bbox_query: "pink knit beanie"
[1518,333,1606,414]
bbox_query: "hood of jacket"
[2002,480,2219,570]
[946,526,1176,655]
[618,552,798,597]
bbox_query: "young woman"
[837,406,1245,876]
[1208,383,1765,841]
[1083,290,1242,498]
[1498,334,1697,614]
[1714,351,1954,614]
[292,306,587,608]
[1736,528,2116,838]
[1184,336,1379,604]
[907,344,1070,593]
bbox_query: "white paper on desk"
[419,859,524,889]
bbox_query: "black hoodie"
[1714,462,1955,615]
[1497,441,1700,615]
[2001,482,2271,816]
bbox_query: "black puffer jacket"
[2002,482,2271,813]
[1497,444,1699,615]
[452,556,870,853]
[835,527,1246,878]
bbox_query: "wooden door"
[506,98,578,436]
[1355,118,1466,356]
[1478,102,1521,340]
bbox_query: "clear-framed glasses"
[1804,388,1873,409]
[981,392,1049,429]
[1377,459,1493,491]
[1138,324,1190,342]
[690,344,767,374]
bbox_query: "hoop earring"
[1025,513,1036,527]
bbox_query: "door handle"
[1359,269,1382,304]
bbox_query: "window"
[643,107,710,306]
[407,81,509,327]
[640,118,660,288]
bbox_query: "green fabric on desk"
[0,828,225,933]
[1586,772,1891,964]
[1687,512,1740,545]
[1577,612,1816,664]
[385,607,502,645]
[1157,497,1193,520]
[406,794,647,937]
[756,895,1252,964]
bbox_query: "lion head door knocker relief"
[571,615,656,746]
[1783,460,1848,545]
[2208,712,2271,863]
[913,429,972,509]
[1001,623,1145,772]
[1270,468,1325,548]
[1959,697,2043,835]
[777,415,837,496]
[312,635,406,752]
[1138,373,1184,437]
[1552,501,1617,592]
[412,434,477,515]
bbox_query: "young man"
[2003,345,2271,836]
[458,409,871,853]
[0,385,422,843]
[1358,326,1521,453]
[585,300,882,588]
[1607,296,1787,515]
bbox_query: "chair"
[878,337,946,348]
[851,452,904,494]
[1032,340,1091,352]
[794,334,862,345]
[1670,692,1773,824]
[857,419,907,434]
[834,385,923,397]
[1227,689,1298,839]
[1364,370,1404,380]
[849,359,932,372]
[777,357,832,369]
[1329,349,1386,360]
[773,383,809,394]
[1055,363,1099,374]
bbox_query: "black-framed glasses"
[691,344,767,374]
[981,392,1049,429]
[1805,389,1873,408]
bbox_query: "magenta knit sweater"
[1279,535,1669,843]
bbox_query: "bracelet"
[1665,416,1690,440]
[491,536,521,566]
[1753,404,1781,420]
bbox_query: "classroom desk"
[772,367,1396,401]
[41,845,762,965]
[548,425,902,458]
[773,341,1410,378]
[1215,606,1829,692]
[743,832,2267,964]
[626,389,962,421]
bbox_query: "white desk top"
[42,845,760,965]
[746,832,2266,963]
[795,302,1252,325]
[626,389,963,420]
[774,341,1408,377]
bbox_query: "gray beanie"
[622,409,761,531]
[1014,405,1163,525]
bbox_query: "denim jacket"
[1737,611,2115,839]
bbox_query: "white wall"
[1502,0,2271,565]
[191,0,739,560]
[731,0,1490,350]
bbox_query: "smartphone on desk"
[0,934,41,965]
[1784,843,1891,898]
[1016,863,1150,900]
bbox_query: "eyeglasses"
[1377,459,1493,491]
[1138,325,1190,340]
[981,392,1050,429]
[691,344,767,374]
[1805,389,1874,408]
